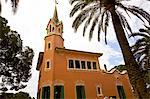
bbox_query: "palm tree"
[130,26,150,70]
[130,26,150,93]
[0,0,19,13]
[69,0,150,98]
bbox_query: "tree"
[0,16,34,91]
[69,0,150,98]
[0,91,34,99]
[130,25,150,92]
[114,64,127,72]
[130,25,150,70]
[0,0,19,13]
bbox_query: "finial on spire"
[53,0,58,22]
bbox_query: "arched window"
[58,28,61,33]
[42,86,50,99]
[50,25,51,32]
[52,27,54,32]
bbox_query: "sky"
[1,0,150,98]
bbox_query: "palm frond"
[97,9,106,41]
[89,10,100,41]
[127,5,150,23]
[103,11,110,44]
[70,0,80,5]
[117,11,133,36]
[72,10,89,32]
[70,1,88,17]
[117,3,131,18]
[83,4,99,36]
[130,33,150,39]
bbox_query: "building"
[36,4,134,99]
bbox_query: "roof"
[55,47,103,57]
[53,5,58,22]
[36,52,44,71]
[102,68,127,75]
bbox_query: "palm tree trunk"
[110,10,150,99]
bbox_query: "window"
[42,86,50,99]
[50,25,51,32]
[54,86,64,99]
[47,61,50,68]
[59,28,61,33]
[37,89,41,99]
[117,85,126,99]
[81,61,86,69]
[75,60,80,69]
[109,96,116,99]
[93,62,97,69]
[96,86,102,96]
[69,60,74,68]
[48,43,51,49]
[52,27,54,32]
[76,86,86,99]
[87,61,91,69]
[39,71,41,80]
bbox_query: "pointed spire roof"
[53,1,59,22]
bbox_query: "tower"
[45,5,64,51]
[36,4,64,99]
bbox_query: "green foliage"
[0,0,19,14]
[130,25,150,70]
[0,16,34,91]
[69,0,150,98]
[114,64,126,72]
[69,0,150,43]
[0,91,35,99]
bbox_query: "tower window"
[59,28,61,33]
[50,25,51,32]
[75,60,80,69]
[45,60,51,69]
[52,27,54,32]
[47,61,50,68]
[48,43,51,49]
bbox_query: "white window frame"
[92,61,97,70]
[67,58,99,71]
[67,59,75,70]
[47,41,52,50]
[45,59,51,70]
[96,85,103,97]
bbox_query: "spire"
[53,0,59,22]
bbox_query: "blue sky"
[1,0,150,98]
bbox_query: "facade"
[36,5,134,99]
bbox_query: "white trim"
[54,80,65,86]
[96,85,103,97]
[41,83,51,99]
[75,82,86,99]
[44,59,51,71]
[46,41,52,50]
[67,58,99,71]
